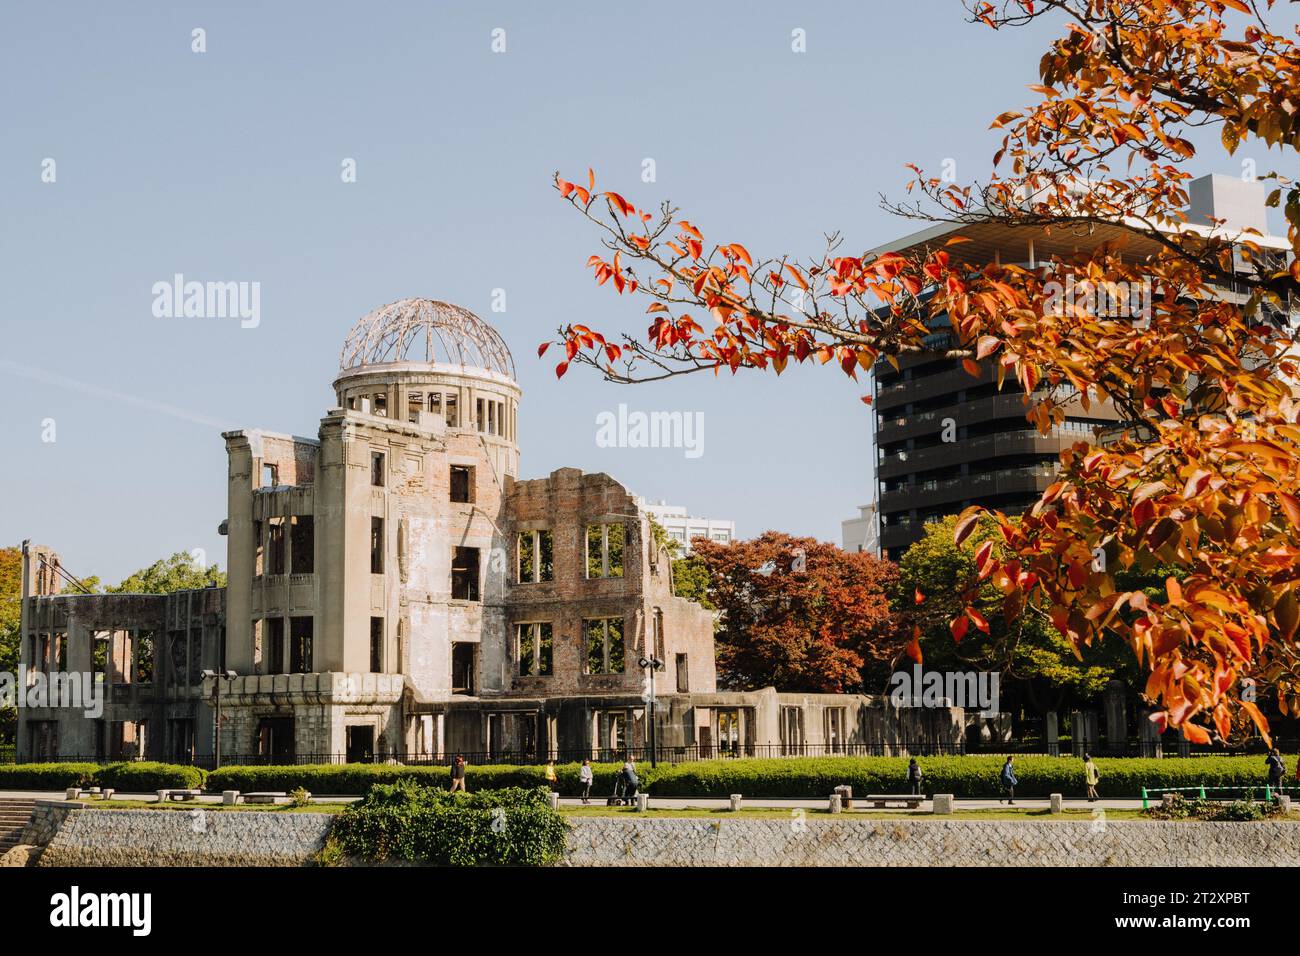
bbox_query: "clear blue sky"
[0,1,1262,583]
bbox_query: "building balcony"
[877,429,1083,481]
[875,363,993,411]
[879,465,1060,515]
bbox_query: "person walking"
[1083,753,1100,802]
[1266,748,1286,795]
[999,755,1018,805]
[622,758,640,802]
[450,754,467,793]
[544,759,558,794]
[579,759,594,804]
[907,757,924,796]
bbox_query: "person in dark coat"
[907,758,924,796]
[999,756,1018,805]
[1266,748,1286,794]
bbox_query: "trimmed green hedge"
[0,762,204,792]
[208,763,448,795]
[0,763,99,790]
[645,755,1287,799]
[326,782,569,866]
[93,762,206,792]
[2,756,1288,799]
[210,755,1291,799]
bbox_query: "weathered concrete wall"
[26,808,1300,867]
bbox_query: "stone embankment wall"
[19,806,1300,867]
[561,817,1300,866]
[36,806,333,867]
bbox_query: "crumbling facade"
[17,299,962,764]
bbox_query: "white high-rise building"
[636,498,735,554]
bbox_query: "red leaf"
[914,589,925,605]
[537,342,550,358]
[951,615,970,642]
[953,506,983,547]
[555,362,569,379]
[1180,722,1210,745]
[906,626,923,665]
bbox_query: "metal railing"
[8,738,1297,768]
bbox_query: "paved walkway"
[0,789,1145,810]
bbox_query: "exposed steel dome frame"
[339,298,516,379]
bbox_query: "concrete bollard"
[548,791,560,811]
[1162,792,1179,809]
[100,789,114,800]
[636,793,648,813]
[729,794,742,812]
[156,789,170,803]
[932,793,954,815]
[829,794,842,813]
[221,790,241,806]
[1277,794,1292,813]
[1050,793,1063,814]
[835,784,854,810]
[65,787,80,801]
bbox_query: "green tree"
[108,552,227,594]
[896,515,1140,721]
[0,548,21,744]
[670,554,715,610]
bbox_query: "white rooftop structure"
[636,497,735,554]
[841,503,880,556]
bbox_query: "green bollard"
[1141,787,1148,810]
[1199,784,1206,800]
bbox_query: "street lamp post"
[201,669,237,770]
[638,655,666,768]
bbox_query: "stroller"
[607,766,638,806]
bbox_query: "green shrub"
[1143,792,1281,821]
[326,782,568,866]
[0,762,99,790]
[92,762,206,792]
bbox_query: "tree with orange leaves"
[547,1,1300,745]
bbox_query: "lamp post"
[201,669,237,770]
[638,655,666,768]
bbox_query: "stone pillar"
[1103,680,1127,755]
[1070,711,1098,757]
[1139,710,1162,758]
[1045,711,1060,757]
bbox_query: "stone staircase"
[0,798,37,854]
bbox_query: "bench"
[157,789,202,802]
[864,794,924,809]
[66,787,112,801]
[244,792,293,806]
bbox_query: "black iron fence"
[6,737,1298,769]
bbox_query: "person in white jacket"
[579,759,594,804]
